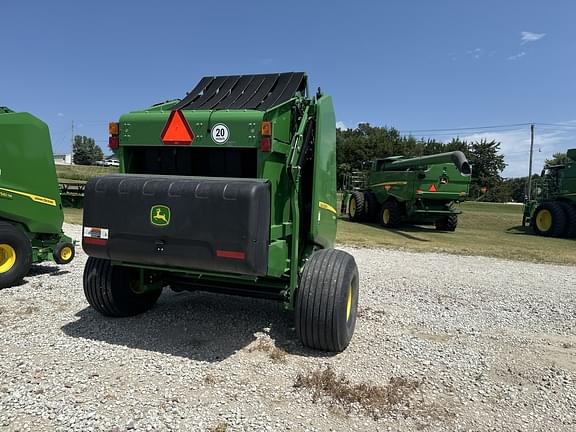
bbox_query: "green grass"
[56,165,118,182]
[337,201,576,265]
[63,208,83,225]
[64,201,576,265]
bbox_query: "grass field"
[63,208,83,225]
[64,202,576,266]
[56,164,118,182]
[337,201,576,265]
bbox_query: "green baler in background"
[343,151,471,231]
[82,73,359,352]
[522,148,576,237]
[0,107,75,288]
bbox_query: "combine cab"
[523,149,576,238]
[0,107,75,288]
[82,73,359,352]
[342,151,471,231]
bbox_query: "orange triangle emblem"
[428,184,437,192]
[161,110,194,145]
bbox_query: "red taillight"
[260,137,271,152]
[109,136,119,151]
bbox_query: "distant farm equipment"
[342,151,471,231]
[523,149,576,238]
[0,107,75,288]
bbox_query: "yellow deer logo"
[150,205,170,226]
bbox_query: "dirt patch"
[207,422,229,432]
[248,337,287,363]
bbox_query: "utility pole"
[71,121,75,165]
[527,124,535,202]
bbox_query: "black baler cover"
[82,175,270,276]
[172,72,306,111]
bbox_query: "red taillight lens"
[109,136,119,151]
[260,137,271,152]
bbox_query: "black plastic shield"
[82,175,270,276]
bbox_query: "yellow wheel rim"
[536,209,552,232]
[60,246,73,261]
[346,285,353,322]
[349,198,357,217]
[383,208,390,225]
[0,244,16,273]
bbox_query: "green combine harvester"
[0,107,75,288]
[82,73,359,352]
[342,151,471,230]
[523,149,576,237]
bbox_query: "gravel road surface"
[1,223,575,431]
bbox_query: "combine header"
[82,73,359,352]
[343,151,471,231]
[0,107,75,288]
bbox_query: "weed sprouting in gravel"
[248,338,287,363]
[203,374,217,385]
[18,306,40,315]
[294,365,420,418]
[207,422,229,432]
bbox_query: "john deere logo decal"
[151,205,170,227]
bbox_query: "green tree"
[73,135,104,165]
[467,140,507,201]
[545,152,570,167]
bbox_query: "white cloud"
[459,123,576,177]
[57,112,64,117]
[521,31,546,43]
[508,51,526,61]
[336,121,348,130]
[467,48,483,59]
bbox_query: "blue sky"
[3,1,575,177]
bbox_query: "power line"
[395,121,576,136]
[533,122,576,129]
[398,122,532,134]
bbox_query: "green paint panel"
[311,96,337,248]
[119,110,263,148]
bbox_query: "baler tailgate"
[82,175,270,276]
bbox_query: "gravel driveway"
[1,223,575,431]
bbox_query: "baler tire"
[380,200,401,228]
[53,242,75,265]
[435,215,458,232]
[558,202,576,238]
[296,249,359,352]
[531,202,567,237]
[83,257,162,317]
[348,192,366,222]
[0,222,33,289]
